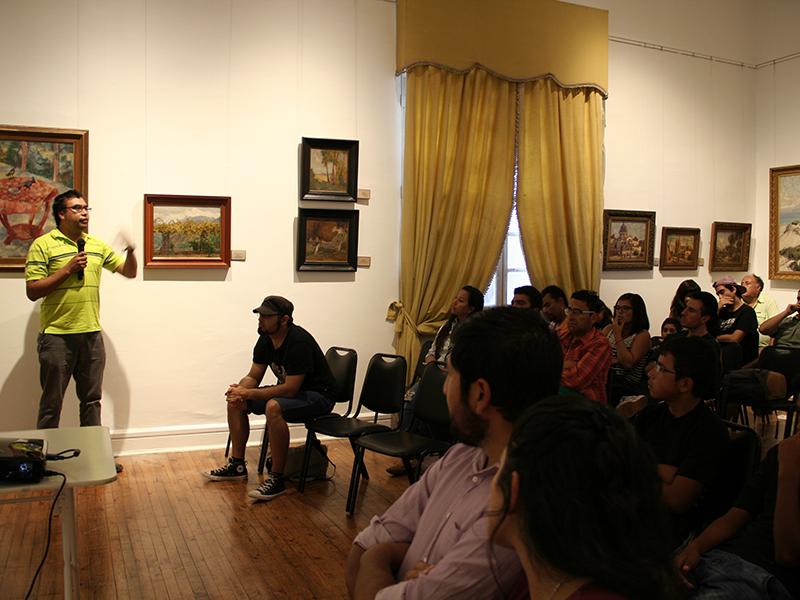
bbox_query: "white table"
[0,426,117,599]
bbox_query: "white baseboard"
[110,413,392,456]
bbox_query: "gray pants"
[37,332,105,428]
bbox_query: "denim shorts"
[247,389,334,421]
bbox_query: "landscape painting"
[144,195,231,268]
[296,208,358,271]
[709,222,751,272]
[300,138,359,202]
[770,165,800,279]
[660,227,700,271]
[0,125,88,270]
[602,210,655,270]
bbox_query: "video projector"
[0,438,47,483]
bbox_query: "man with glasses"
[25,190,136,445]
[635,335,727,548]
[558,289,612,404]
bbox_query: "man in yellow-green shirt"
[25,189,136,430]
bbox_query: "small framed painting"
[709,221,751,272]
[296,208,359,271]
[300,137,359,202]
[144,194,231,268]
[0,124,88,271]
[769,164,800,280]
[659,227,700,271]
[602,210,656,270]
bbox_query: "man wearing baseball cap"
[203,295,337,501]
[714,276,759,366]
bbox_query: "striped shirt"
[25,229,124,334]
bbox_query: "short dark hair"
[752,274,764,292]
[617,292,650,333]
[661,317,681,333]
[670,279,701,319]
[52,189,83,226]
[513,285,542,310]
[494,396,681,599]
[450,307,562,423]
[686,290,720,336]
[570,289,604,313]
[660,335,719,399]
[541,285,567,304]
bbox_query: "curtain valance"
[397,0,608,97]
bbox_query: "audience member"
[604,293,652,405]
[510,284,542,310]
[594,299,613,330]
[759,289,800,350]
[203,296,337,502]
[742,273,780,349]
[681,291,721,341]
[661,317,681,338]
[489,396,682,600]
[389,285,483,476]
[715,276,759,366]
[541,284,568,330]
[346,307,563,600]
[670,279,701,320]
[674,431,800,599]
[634,335,728,548]
[558,290,612,404]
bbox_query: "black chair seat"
[309,417,391,438]
[355,430,451,458]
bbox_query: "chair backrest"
[413,362,452,436]
[357,353,407,417]
[702,421,761,524]
[411,339,434,386]
[325,346,358,415]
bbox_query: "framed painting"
[709,221,751,272]
[296,208,359,271]
[770,164,800,279]
[602,210,656,270]
[300,137,359,202]
[0,125,88,271]
[144,194,231,268]
[659,227,700,271]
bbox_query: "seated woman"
[669,279,701,320]
[488,396,681,600]
[603,293,651,406]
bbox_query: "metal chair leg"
[402,457,415,484]
[349,438,369,480]
[346,446,364,515]
[298,430,316,493]
[224,434,231,458]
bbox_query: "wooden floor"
[0,441,410,599]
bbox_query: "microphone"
[76,238,85,280]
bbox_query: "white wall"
[0,0,400,453]
[576,0,800,327]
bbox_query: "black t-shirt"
[634,400,728,546]
[720,447,800,597]
[718,304,759,365]
[252,324,337,400]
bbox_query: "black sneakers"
[203,458,248,481]
[248,474,286,501]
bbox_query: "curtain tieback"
[386,300,419,335]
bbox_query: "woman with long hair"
[669,279,701,320]
[603,293,651,405]
[488,396,683,600]
[427,285,484,364]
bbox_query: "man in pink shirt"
[345,307,563,599]
[558,289,612,404]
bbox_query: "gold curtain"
[392,65,516,379]
[516,78,605,294]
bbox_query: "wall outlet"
[231,249,246,261]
